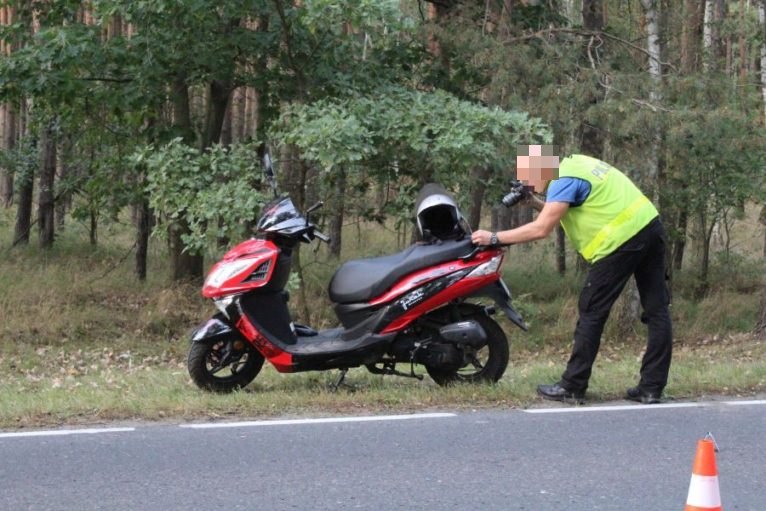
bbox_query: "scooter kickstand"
[330,368,353,392]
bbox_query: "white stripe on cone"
[686,474,722,508]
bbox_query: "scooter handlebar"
[462,242,512,261]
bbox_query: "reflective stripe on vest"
[580,195,651,262]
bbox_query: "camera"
[501,180,531,207]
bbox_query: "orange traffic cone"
[684,437,722,511]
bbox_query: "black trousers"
[560,217,673,394]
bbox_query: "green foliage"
[301,0,403,35]
[0,135,37,185]
[276,85,551,222]
[139,139,266,253]
[666,108,764,209]
[284,0,422,102]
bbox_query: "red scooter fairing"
[202,239,281,298]
[212,243,507,374]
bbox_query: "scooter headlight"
[205,259,254,288]
[466,255,503,278]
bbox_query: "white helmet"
[415,183,471,242]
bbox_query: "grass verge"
[1,332,764,430]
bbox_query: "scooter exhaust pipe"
[438,320,487,347]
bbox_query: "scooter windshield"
[257,197,307,234]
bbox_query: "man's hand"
[471,230,493,246]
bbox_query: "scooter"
[187,152,527,392]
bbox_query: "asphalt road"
[1,400,765,511]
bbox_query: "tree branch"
[505,27,677,73]
[79,77,133,83]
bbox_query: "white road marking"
[524,399,766,414]
[179,412,457,429]
[721,399,766,406]
[0,427,135,439]
[524,403,701,414]
[1,400,763,436]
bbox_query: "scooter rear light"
[466,255,503,278]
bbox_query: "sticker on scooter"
[400,288,426,310]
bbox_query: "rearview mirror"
[257,143,278,197]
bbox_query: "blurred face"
[516,145,559,193]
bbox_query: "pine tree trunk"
[219,95,233,147]
[172,75,195,145]
[38,121,56,249]
[13,170,32,246]
[55,142,70,230]
[468,166,490,230]
[703,0,716,71]
[704,0,728,70]
[519,205,534,250]
[135,198,152,281]
[673,208,688,270]
[681,0,703,72]
[579,0,606,157]
[202,80,232,150]
[89,209,98,245]
[639,0,663,191]
[759,204,766,258]
[169,221,204,282]
[0,8,14,207]
[491,204,512,232]
[1,104,16,207]
[698,215,715,295]
[739,0,747,84]
[760,0,766,125]
[12,100,31,246]
[328,166,346,258]
[169,76,204,281]
[556,226,566,275]
[668,0,703,276]
[279,145,311,321]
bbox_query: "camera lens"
[502,190,522,207]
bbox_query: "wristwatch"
[489,232,499,246]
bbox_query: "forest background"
[0,0,765,427]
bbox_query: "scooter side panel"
[378,270,501,334]
[367,249,500,306]
[235,312,295,373]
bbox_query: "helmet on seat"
[414,183,471,242]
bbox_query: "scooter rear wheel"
[426,313,509,386]
[188,337,264,392]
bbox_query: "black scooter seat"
[328,239,474,304]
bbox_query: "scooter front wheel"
[188,337,265,392]
[426,313,509,386]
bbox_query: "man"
[471,145,672,404]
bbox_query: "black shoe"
[626,386,661,404]
[537,383,585,403]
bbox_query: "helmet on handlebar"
[415,183,471,243]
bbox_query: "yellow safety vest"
[555,155,658,263]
